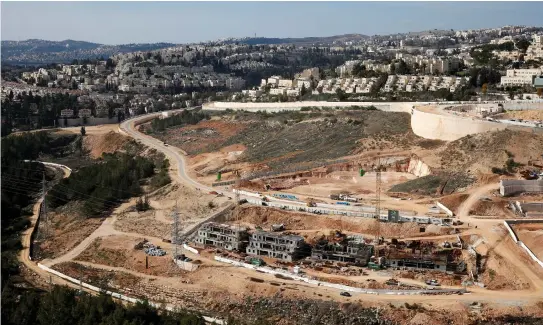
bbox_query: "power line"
[1,181,122,210]
[2,175,136,207]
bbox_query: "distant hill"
[1,39,177,64]
[226,34,370,46]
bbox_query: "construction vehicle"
[245,256,265,266]
[330,194,341,200]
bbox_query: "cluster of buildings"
[193,222,465,273]
[383,75,470,93]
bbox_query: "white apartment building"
[500,68,543,87]
[269,88,286,96]
[286,89,301,97]
[278,79,293,88]
[526,34,543,60]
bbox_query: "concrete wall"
[503,220,543,269]
[203,101,423,113]
[503,101,543,110]
[411,107,508,141]
[63,117,119,127]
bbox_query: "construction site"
[22,106,543,325]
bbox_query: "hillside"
[153,109,422,171]
[1,39,176,64]
[430,129,543,174]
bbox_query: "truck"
[336,201,351,206]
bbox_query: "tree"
[146,67,152,76]
[537,88,543,98]
[515,38,531,53]
[481,83,488,98]
[300,84,307,97]
[80,126,86,136]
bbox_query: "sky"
[2,1,543,45]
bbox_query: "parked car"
[340,291,351,297]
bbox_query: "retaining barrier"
[183,244,199,255]
[436,201,454,217]
[36,263,225,324]
[503,220,543,269]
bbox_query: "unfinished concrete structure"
[246,231,310,262]
[512,201,543,218]
[500,179,543,197]
[385,248,465,273]
[194,222,249,251]
[311,237,374,266]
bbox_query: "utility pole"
[374,154,381,260]
[172,202,180,260]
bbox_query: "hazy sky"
[2,1,542,45]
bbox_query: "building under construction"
[385,247,465,273]
[311,237,374,266]
[246,231,311,262]
[194,222,249,251]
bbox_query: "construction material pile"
[144,242,166,256]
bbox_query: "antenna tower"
[374,154,381,258]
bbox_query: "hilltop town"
[3,23,543,325]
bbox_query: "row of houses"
[193,222,463,273]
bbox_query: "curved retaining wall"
[411,108,508,141]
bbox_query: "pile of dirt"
[513,224,543,260]
[53,261,141,290]
[83,131,130,159]
[432,129,543,174]
[439,194,470,214]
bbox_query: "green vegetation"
[215,111,414,169]
[389,173,475,196]
[1,286,206,325]
[47,153,157,216]
[150,110,209,132]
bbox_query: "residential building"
[78,109,92,118]
[500,69,543,87]
[60,109,74,118]
[278,79,293,88]
[311,237,373,265]
[194,222,250,251]
[246,231,310,262]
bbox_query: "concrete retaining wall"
[503,220,543,269]
[63,117,119,127]
[503,102,543,110]
[411,107,508,141]
[436,202,454,217]
[203,101,422,113]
